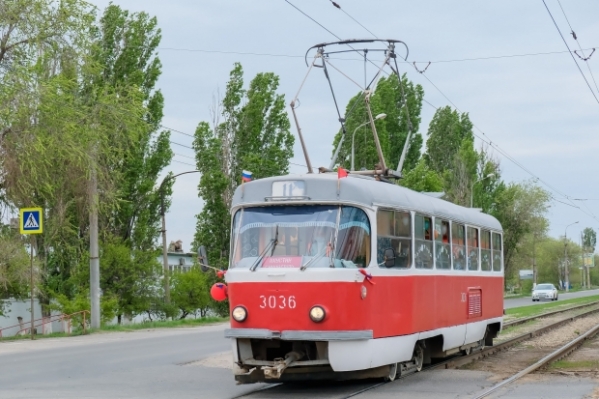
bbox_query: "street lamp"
[470,173,495,208]
[159,170,200,303]
[563,221,579,292]
[351,113,386,171]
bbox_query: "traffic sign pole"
[19,207,43,340]
[30,235,34,340]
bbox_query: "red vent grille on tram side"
[468,289,482,318]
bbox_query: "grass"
[0,316,228,342]
[505,295,599,319]
[98,316,227,332]
[550,360,599,370]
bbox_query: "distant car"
[532,283,559,302]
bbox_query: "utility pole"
[564,221,579,292]
[89,157,100,329]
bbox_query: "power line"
[285,0,599,225]
[555,0,599,95]
[327,0,377,38]
[542,0,599,106]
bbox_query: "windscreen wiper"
[250,225,278,272]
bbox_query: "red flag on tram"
[338,167,349,179]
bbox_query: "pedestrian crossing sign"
[19,207,43,234]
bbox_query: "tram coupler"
[262,351,304,379]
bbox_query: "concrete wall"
[0,298,66,338]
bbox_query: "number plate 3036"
[259,295,297,309]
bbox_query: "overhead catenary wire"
[284,0,599,224]
[542,0,599,106]
[556,0,599,96]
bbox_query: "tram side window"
[481,230,492,271]
[415,214,433,269]
[467,227,479,271]
[377,210,411,268]
[492,232,503,272]
[434,218,451,269]
[335,206,371,268]
[452,223,466,270]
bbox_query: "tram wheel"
[413,344,424,372]
[384,363,398,382]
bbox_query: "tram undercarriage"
[233,338,434,384]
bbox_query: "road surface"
[504,288,599,309]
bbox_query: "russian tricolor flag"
[242,170,253,182]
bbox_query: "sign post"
[19,207,43,340]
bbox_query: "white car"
[532,283,559,302]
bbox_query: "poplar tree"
[193,63,294,267]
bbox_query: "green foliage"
[400,159,444,192]
[330,74,424,172]
[193,63,294,267]
[94,4,173,251]
[170,266,211,318]
[48,290,118,328]
[582,227,596,253]
[425,106,474,174]
[99,236,162,320]
[492,180,551,283]
[0,225,30,315]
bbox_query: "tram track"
[469,317,599,398]
[229,304,599,399]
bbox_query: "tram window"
[415,214,433,269]
[377,210,394,236]
[335,206,371,268]
[492,232,503,272]
[376,210,411,268]
[467,227,479,271]
[480,230,492,271]
[434,219,451,269]
[452,223,466,270]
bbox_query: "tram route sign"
[19,207,43,234]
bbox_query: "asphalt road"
[0,324,263,399]
[503,288,599,309]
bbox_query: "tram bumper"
[225,329,374,383]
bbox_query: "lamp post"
[563,221,579,292]
[470,173,495,208]
[159,170,200,303]
[351,113,386,171]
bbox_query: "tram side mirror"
[198,245,209,273]
[383,248,396,268]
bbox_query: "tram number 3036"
[259,295,297,309]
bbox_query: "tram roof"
[232,173,502,232]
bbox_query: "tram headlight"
[232,306,247,322]
[309,306,326,323]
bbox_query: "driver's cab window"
[377,209,411,268]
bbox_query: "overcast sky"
[86,0,599,253]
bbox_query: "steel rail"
[431,306,599,370]
[470,321,599,399]
[503,300,599,328]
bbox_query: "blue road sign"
[20,207,43,234]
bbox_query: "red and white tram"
[222,172,504,383]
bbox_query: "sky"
[86,0,599,253]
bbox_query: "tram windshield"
[230,205,371,269]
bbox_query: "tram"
[222,172,504,383]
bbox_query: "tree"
[0,224,30,315]
[492,181,551,284]
[94,4,173,252]
[330,74,424,172]
[193,63,294,267]
[582,228,596,253]
[425,106,474,174]
[0,0,93,72]
[443,138,478,207]
[400,159,444,193]
[171,266,211,318]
